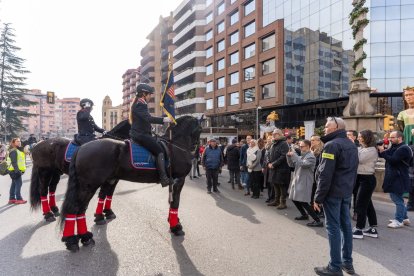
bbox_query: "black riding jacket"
[77,108,105,136]
[129,98,164,138]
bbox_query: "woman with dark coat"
[226,139,241,189]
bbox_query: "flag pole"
[167,53,174,204]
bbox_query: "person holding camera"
[7,138,27,204]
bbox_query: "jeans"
[190,158,198,178]
[323,196,353,272]
[229,170,240,185]
[389,193,408,223]
[9,175,23,200]
[241,171,250,192]
[206,169,219,191]
[355,174,378,229]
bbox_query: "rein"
[157,136,194,153]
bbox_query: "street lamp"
[256,106,262,139]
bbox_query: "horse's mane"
[109,120,130,134]
[165,116,197,139]
[107,120,131,139]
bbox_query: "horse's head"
[105,120,131,140]
[167,116,203,152]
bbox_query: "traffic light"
[295,128,300,138]
[299,126,305,137]
[46,91,55,104]
[383,115,395,131]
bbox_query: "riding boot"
[157,153,173,187]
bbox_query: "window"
[206,29,213,41]
[217,40,225,52]
[217,58,225,70]
[206,0,213,6]
[244,88,255,102]
[206,47,213,58]
[262,83,275,99]
[231,0,237,4]
[244,0,255,16]
[244,21,255,38]
[230,92,239,105]
[230,10,239,25]
[217,21,225,33]
[218,2,225,15]
[217,95,225,107]
[230,51,239,65]
[244,66,255,80]
[206,81,213,92]
[230,72,239,85]
[244,43,255,59]
[217,77,225,89]
[206,12,213,24]
[262,58,275,75]
[230,31,239,45]
[206,99,213,110]
[262,34,275,51]
[206,64,213,75]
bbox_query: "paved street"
[0,165,413,276]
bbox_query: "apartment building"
[58,97,80,138]
[172,0,206,118]
[102,95,123,130]
[121,68,140,120]
[140,15,175,117]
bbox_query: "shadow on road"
[171,235,204,276]
[211,193,261,224]
[0,220,119,275]
[0,203,17,214]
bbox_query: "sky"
[0,0,183,124]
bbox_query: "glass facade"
[262,0,414,105]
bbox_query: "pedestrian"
[240,135,252,195]
[7,138,27,204]
[189,148,199,180]
[0,143,7,162]
[314,117,358,276]
[378,130,411,228]
[257,138,266,193]
[226,138,241,190]
[353,130,379,239]
[202,138,223,194]
[267,129,290,209]
[407,144,414,212]
[310,135,324,217]
[287,140,323,227]
[263,135,274,203]
[247,139,262,199]
[347,129,360,221]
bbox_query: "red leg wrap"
[169,208,178,228]
[104,196,112,210]
[76,214,87,235]
[62,214,77,237]
[48,192,56,207]
[95,198,104,215]
[41,196,51,214]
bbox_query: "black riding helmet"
[80,98,94,108]
[136,83,154,95]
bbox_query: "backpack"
[0,150,12,176]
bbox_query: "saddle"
[64,142,79,162]
[126,139,169,170]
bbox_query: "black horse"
[59,116,202,252]
[30,120,131,222]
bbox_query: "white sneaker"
[388,220,404,228]
[403,219,410,226]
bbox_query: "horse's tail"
[59,148,80,230]
[30,165,41,210]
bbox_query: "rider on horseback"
[27,134,37,150]
[129,83,172,187]
[76,98,107,145]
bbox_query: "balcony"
[173,36,205,57]
[174,51,205,70]
[175,82,205,95]
[173,20,205,44]
[175,67,206,82]
[173,4,205,32]
[173,0,191,18]
[175,97,206,108]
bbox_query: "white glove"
[103,130,108,135]
[163,117,172,123]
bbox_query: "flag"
[160,56,176,124]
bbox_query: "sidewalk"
[372,192,392,204]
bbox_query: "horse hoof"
[67,243,80,252]
[44,212,56,222]
[51,206,60,217]
[80,232,94,247]
[103,209,116,220]
[171,224,185,236]
[62,235,79,252]
[82,237,95,247]
[173,229,185,236]
[94,214,106,225]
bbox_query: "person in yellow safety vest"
[7,138,27,204]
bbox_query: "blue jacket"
[202,145,223,170]
[239,144,248,167]
[315,129,358,204]
[379,142,412,194]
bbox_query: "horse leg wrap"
[95,198,105,215]
[76,214,87,235]
[61,235,80,252]
[169,208,179,228]
[48,192,56,208]
[104,196,112,210]
[41,196,51,214]
[62,214,77,238]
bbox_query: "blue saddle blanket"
[129,140,157,170]
[65,142,79,162]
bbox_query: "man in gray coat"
[287,139,322,227]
